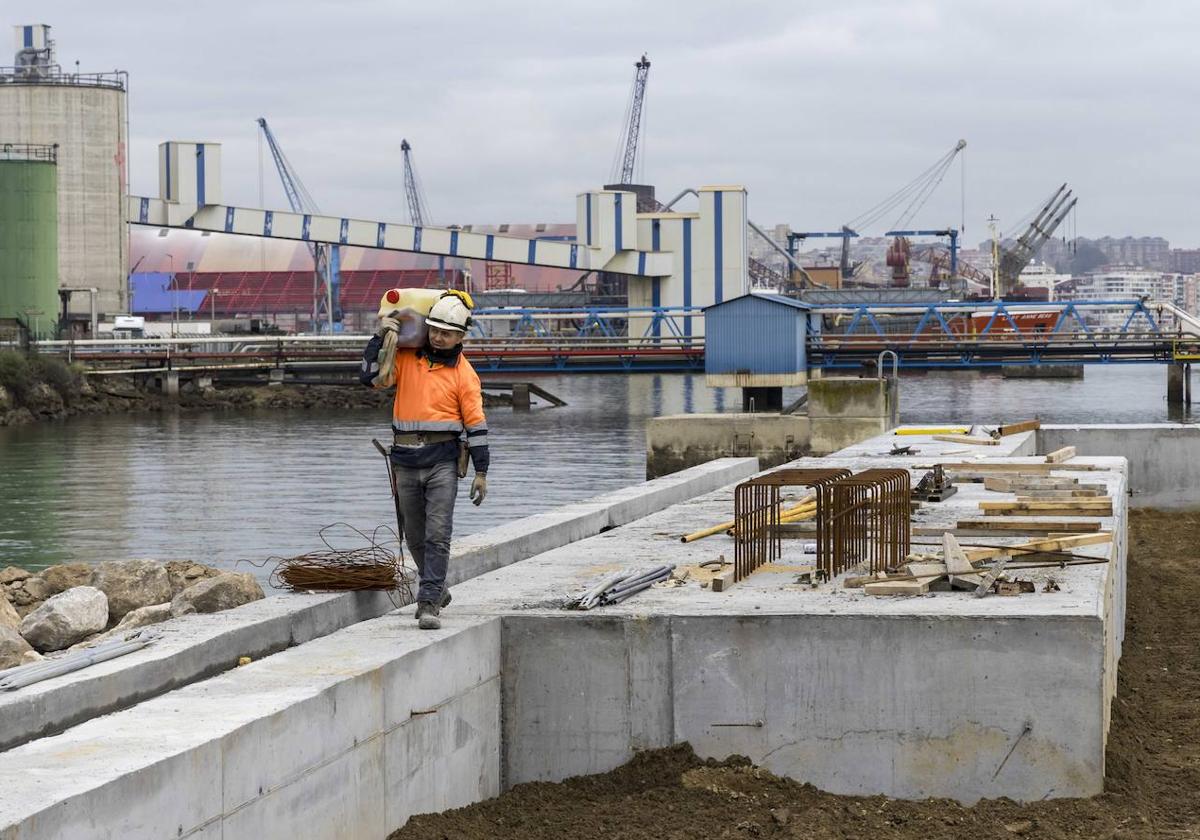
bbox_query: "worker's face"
[428,325,464,350]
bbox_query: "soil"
[390,509,1200,840]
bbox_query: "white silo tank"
[0,25,129,323]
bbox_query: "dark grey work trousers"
[393,459,458,605]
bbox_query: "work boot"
[415,601,441,631]
[438,588,452,609]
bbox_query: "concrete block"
[807,377,890,420]
[1039,424,1200,507]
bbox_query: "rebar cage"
[733,468,851,581]
[817,468,911,579]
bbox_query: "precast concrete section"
[0,457,757,753]
[1039,423,1200,508]
[0,434,1130,835]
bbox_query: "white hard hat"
[425,291,473,333]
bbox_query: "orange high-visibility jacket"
[384,347,489,472]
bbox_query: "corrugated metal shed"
[703,293,810,386]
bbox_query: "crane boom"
[401,139,427,227]
[616,55,650,185]
[256,117,338,332]
[997,184,1077,295]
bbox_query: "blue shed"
[704,292,811,386]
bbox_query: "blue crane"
[256,117,340,332]
[786,227,860,280]
[400,139,428,227]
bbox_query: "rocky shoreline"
[0,559,265,668]
[0,351,511,428]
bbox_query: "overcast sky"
[13,1,1200,245]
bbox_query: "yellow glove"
[469,473,487,506]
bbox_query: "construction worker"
[360,289,488,630]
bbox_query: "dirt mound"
[391,509,1200,840]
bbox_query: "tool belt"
[393,430,460,447]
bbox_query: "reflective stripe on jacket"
[361,337,490,473]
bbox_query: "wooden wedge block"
[941,462,1101,473]
[710,568,736,592]
[933,434,999,446]
[1044,446,1077,463]
[864,578,931,596]
[1015,490,1103,500]
[956,519,1102,532]
[998,420,1041,436]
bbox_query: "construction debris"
[912,465,956,502]
[998,420,1041,437]
[567,565,675,609]
[933,434,999,446]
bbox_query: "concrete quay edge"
[0,456,758,753]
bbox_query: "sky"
[11,0,1200,246]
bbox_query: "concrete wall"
[0,616,502,840]
[501,612,1109,803]
[1039,424,1200,507]
[645,413,810,478]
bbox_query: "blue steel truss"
[469,305,703,342]
[806,299,1174,370]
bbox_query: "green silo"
[0,145,59,336]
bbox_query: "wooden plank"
[962,531,1113,562]
[1015,490,1104,500]
[998,420,1041,436]
[1045,446,1077,463]
[940,462,1102,473]
[864,578,931,596]
[949,572,987,590]
[933,434,999,446]
[956,519,1102,532]
[941,533,975,575]
[974,556,1009,597]
[984,509,1110,518]
[905,561,949,579]
[979,500,1111,510]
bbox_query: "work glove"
[470,473,487,506]
[378,315,401,337]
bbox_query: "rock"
[40,562,93,594]
[170,573,264,617]
[8,576,54,607]
[21,649,42,665]
[24,382,64,416]
[0,384,10,412]
[91,559,173,622]
[770,808,791,826]
[0,594,20,632]
[1004,820,1036,835]
[0,625,36,669]
[165,560,222,597]
[113,602,171,632]
[0,566,30,585]
[18,586,109,652]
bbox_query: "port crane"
[611,55,651,188]
[996,183,1077,296]
[256,117,340,331]
[400,138,462,287]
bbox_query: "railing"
[0,67,126,90]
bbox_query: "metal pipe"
[0,635,155,691]
[746,221,821,289]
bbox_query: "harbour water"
[0,365,1191,574]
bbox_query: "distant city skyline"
[6,1,1200,244]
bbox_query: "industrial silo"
[0,25,127,330]
[0,144,58,335]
